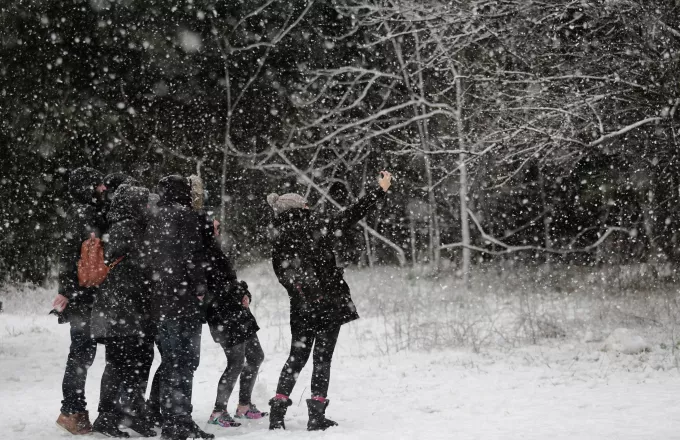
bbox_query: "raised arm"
[328,171,392,231]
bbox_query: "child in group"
[187,175,267,429]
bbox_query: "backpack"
[77,233,124,287]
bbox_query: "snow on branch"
[440,208,632,256]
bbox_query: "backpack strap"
[108,256,125,269]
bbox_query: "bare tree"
[209,0,316,227]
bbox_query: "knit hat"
[157,175,191,207]
[267,193,308,214]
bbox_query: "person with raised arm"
[266,171,392,431]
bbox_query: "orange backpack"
[77,233,124,287]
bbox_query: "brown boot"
[56,411,93,435]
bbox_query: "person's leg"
[213,342,246,412]
[97,339,125,415]
[208,342,245,428]
[92,339,130,437]
[135,330,156,403]
[306,327,341,431]
[238,335,265,406]
[310,327,341,399]
[158,319,202,423]
[275,327,315,397]
[117,337,151,417]
[57,320,97,434]
[60,320,97,414]
[269,327,314,430]
[116,337,157,437]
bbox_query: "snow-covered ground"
[2,263,680,440]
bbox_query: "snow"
[602,328,651,355]
[2,265,680,439]
[179,31,203,53]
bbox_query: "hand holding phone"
[379,170,393,192]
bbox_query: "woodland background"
[2,0,680,285]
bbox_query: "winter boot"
[56,411,93,435]
[92,412,130,438]
[268,397,292,430]
[306,399,338,431]
[161,417,214,440]
[190,420,215,439]
[207,410,241,428]
[160,425,186,440]
[235,403,268,420]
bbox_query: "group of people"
[52,166,392,440]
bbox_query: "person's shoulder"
[109,218,138,234]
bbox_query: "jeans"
[61,320,97,414]
[156,319,202,420]
[276,326,340,398]
[213,335,265,412]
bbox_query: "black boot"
[268,397,292,430]
[306,399,338,431]
[160,417,214,440]
[188,420,214,439]
[92,412,130,438]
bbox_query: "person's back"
[146,176,207,321]
[270,186,385,330]
[89,184,157,437]
[144,175,213,440]
[91,184,151,340]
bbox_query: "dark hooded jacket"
[271,187,385,332]
[91,185,151,340]
[200,213,259,347]
[103,172,139,215]
[145,175,207,321]
[56,167,107,323]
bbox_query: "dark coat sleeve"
[327,187,386,232]
[181,210,208,295]
[104,223,131,263]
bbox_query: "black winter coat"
[271,187,385,332]
[57,167,107,324]
[91,185,151,341]
[145,176,207,321]
[201,213,260,347]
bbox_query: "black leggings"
[98,336,152,416]
[276,326,340,398]
[213,335,265,412]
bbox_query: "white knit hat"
[267,193,307,214]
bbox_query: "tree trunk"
[456,72,470,287]
[410,210,417,267]
[539,169,552,271]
